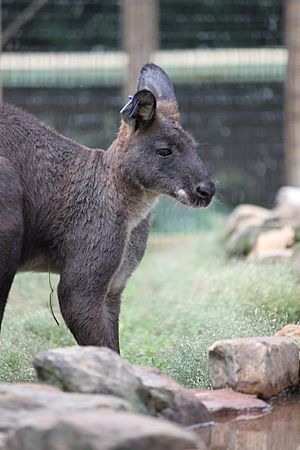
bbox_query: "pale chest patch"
[108,194,158,293]
[127,194,158,234]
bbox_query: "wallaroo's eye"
[158,148,173,157]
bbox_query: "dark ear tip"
[140,63,168,77]
[137,63,176,103]
[141,63,158,71]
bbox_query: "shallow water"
[195,396,300,450]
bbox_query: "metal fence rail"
[1,48,287,86]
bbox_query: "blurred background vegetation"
[3,0,283,51]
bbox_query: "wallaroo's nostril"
[196,181,215,200]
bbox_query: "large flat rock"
[208,337,299,398]
[33,346,150,414]
[3,410,204,450]
[34,347,211,426]
[190,388,271,417]
[0,382,133,431]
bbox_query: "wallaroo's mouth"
[171,188,213,208]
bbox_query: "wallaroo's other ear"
[120,89,156,131]
[138,63,176,103]
[137,63,180,121]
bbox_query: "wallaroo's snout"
[176,176,215,208]
[195,180,216,206]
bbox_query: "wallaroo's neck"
[104,122,136,187]
[103,130,160,219]
[104,137,131,187]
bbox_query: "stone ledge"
[2,410,203,450]
[190,388,271,417]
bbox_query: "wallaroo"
[0,64,215,353]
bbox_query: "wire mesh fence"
[1,0,289,231]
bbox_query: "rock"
[275,324,300,350]
[248,226,295,260]
[271,204,300,222]
[0,433,6,450]
[271,187,300,224]
[208,337,299,398]
[276,186,300,208]
[225,189,300,260]
[190,388,271,417]
[225,224,261,256]
[3,410,204,450]
[292,222,300,241]
[132,365,211,426]
[0,382,133,433]
[34,348,211,427]
[33,346,151,414]
[226,204,271,236]
[133,365,182,391]
[249,248,294,260]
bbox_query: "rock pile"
[0,346,211,450]
[2,327,300,448]
[225,186,300,259]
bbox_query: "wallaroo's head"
[119,63,215,207]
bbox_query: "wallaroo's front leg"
[106,214,152,351]
[103,289,122,353]
[57,228,126,352]
[0,157,24,331]
[58,277,121,351]
[57,215,151,353]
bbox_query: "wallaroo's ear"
[138,63,177,103]
[120,89,156,131]
[137,63,180,121]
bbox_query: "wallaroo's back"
[0,63,215,353]
[0,104,80,203]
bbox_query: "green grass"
[1,216,300,386]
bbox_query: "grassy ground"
[1,215,300,387]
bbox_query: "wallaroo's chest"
[109,194,156,296]
[125,191,159,235]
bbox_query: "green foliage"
[165,305,289,389]
[120,229,300,386]
[152,198,228,233]
[0,274,74,382]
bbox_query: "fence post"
[285,0,300,186]
[122,0,159,99]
